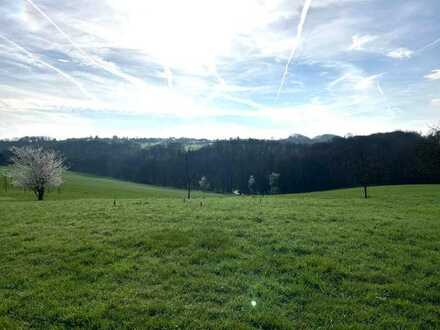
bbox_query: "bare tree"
[351,142,380,199]
[8,146,66,201]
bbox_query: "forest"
[1,130,439,194]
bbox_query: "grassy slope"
[0,169,208,201]
[0,171,439,328]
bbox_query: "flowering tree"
[248,175,257,194]
[198,176,210,191]
[8,146,65,201]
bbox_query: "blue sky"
[0,0,439,139]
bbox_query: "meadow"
[0,170,439,329]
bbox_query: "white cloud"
[163,66,173,88]
[327,70,385,94]
[246,100,411,137]
[387,47,413,59]
[354,73,385,91]
[349,34,377,51]
[0,0,437,139]
[0,109,95,139]
[425,70,440,80]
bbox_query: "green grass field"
[0,170,439,329]
[0,170,209,201]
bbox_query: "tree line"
[1,130,439,196]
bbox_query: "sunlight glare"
[108,0,280,72]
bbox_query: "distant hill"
[312,134,340,143]
[0,134,341,152]
[285,134,312,144]
[1,131,435,195]
[285,134,341,144]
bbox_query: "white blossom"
[8,146,66,200]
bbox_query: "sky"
[0,0,439,139]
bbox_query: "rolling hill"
[0,169,208,201]
[0,171,439,328]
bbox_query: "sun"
[107,0,276,73]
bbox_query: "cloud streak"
[348,35,377,51]
[387,48,413,59]
[24,0,151,90]
[376,81,384,96]
[0,33,93,100]
[418,37,440,53]
[0,0,439,138]
[425,69,440,80]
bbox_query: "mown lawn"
[0,173,439,329]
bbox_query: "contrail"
[0,33,94,100]
[205,63,263,110]
[24,0,93,63]
[418,37,440,53]
[376,81,384,96]
[25,0,149,89]
[276,0,312,101]
[327,73,350,89]
[375,78,394,113]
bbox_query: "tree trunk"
[185,151,191,200]
[363,185,368,199]
[187,182,191,200]
[37,187,45,201]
